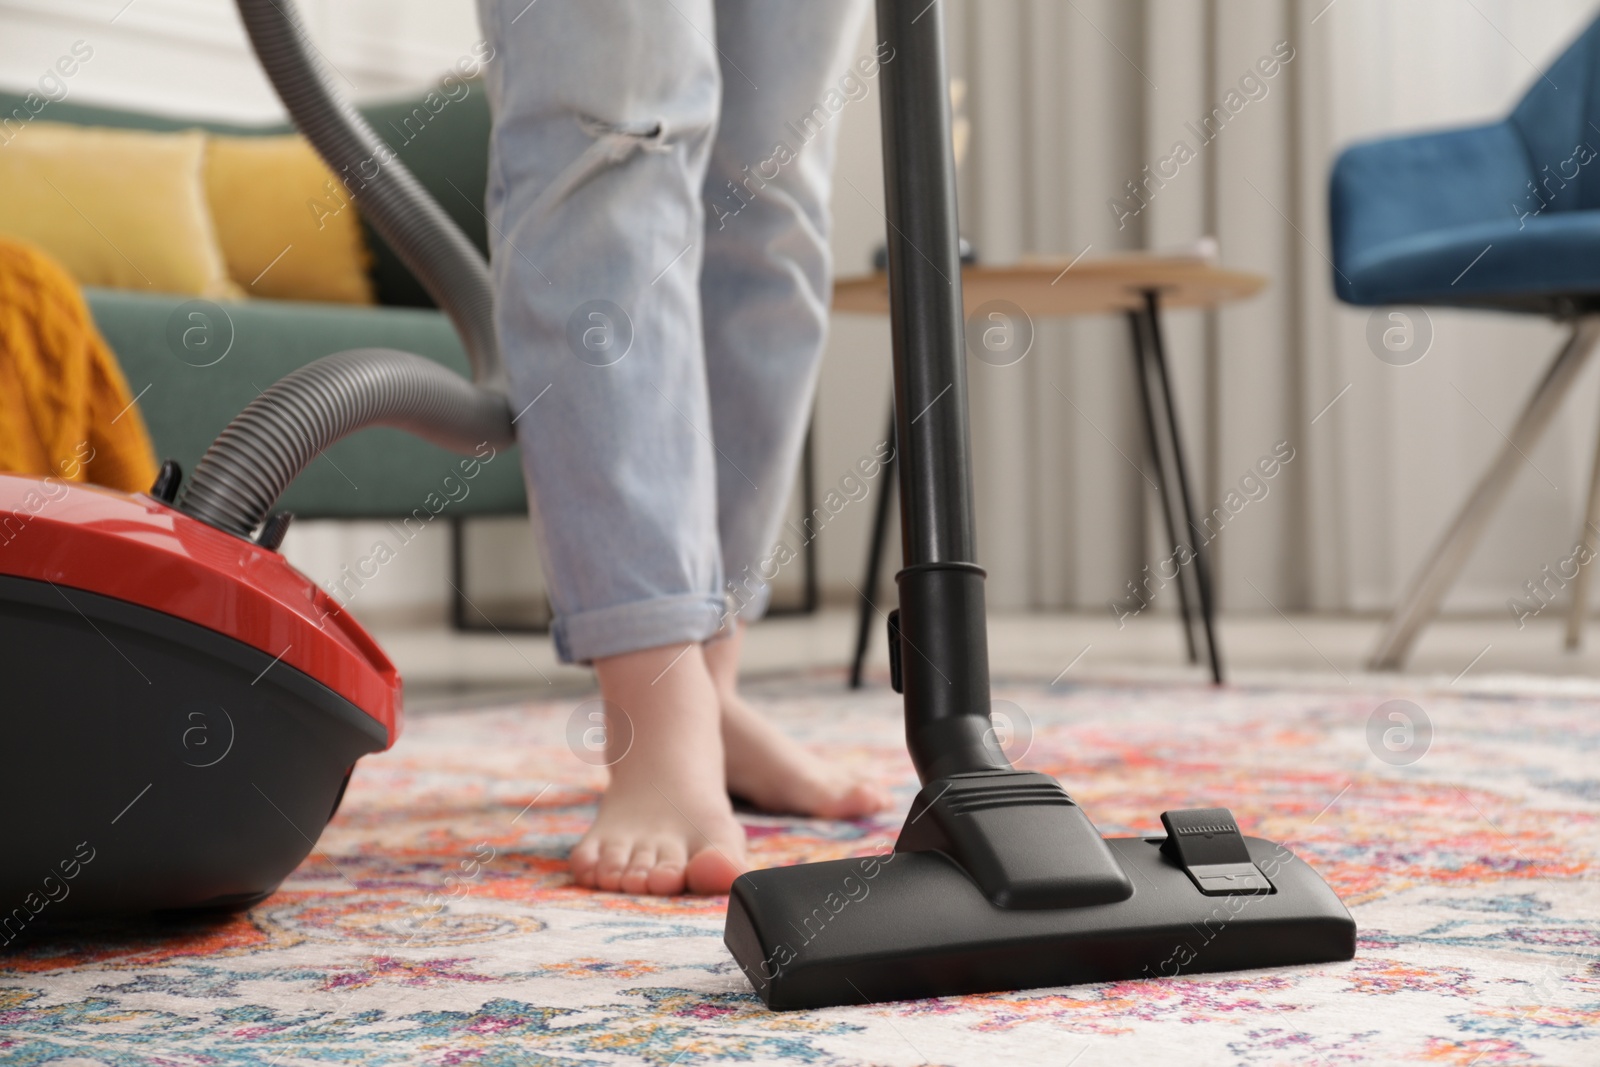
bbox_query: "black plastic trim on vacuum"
[893,562,1006,782]
[895,770,1134,909]
[0,574,385,925]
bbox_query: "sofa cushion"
[0,85,491,310]
[0,123,240,298]
[205,133,376,304]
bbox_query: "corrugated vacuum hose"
[179,349,513,538]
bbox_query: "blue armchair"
[1331,16,1600,667]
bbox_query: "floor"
[8,662,1595,1065]
[382,607,1600,709]
[6,606,1597,1064]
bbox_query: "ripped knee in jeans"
[533,114,675,211]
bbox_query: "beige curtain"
[912,0,1600,617]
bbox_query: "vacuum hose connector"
[232,0,502,388]
[179,349,513,538]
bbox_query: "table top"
[832,254,1267,317]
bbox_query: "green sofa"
[0,85,527,521]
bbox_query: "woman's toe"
[646,861,687,896]
[803,777,891,820]
[569,838,602,888]
[620,844,657,895]
[685,843,747,896]
[647,839,689,895]
[594,840,632,892]
[840,781,894,818]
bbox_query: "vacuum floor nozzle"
[725,793,1354,1010]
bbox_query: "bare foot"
[568,642,749,895]
[706,622,893,819]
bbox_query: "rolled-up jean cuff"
[552,592,729,665]
[700,581,772,650]
[723,580,772,626]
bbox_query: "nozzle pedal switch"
[1159,807,1274,896]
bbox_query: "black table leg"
[1141,290,1223,684]
[850,403,899,688]
[1127,310,1198,665]
[449,515,553,634]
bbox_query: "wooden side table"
[834,254,1266,686]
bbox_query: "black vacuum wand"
[722,0,1355,1009]
[874,0,1004,788]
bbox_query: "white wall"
[0,0,483,119]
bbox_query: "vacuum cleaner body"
[0,0,509,929]
[0,473,395,922]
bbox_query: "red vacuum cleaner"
[0,0,513,925]
[0,469,397,919]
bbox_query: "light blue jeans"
[477,0,874,663]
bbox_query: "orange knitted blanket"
[0,238,157,493]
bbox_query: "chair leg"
[1128,308,1199,665]
[1142,291,1224,685]
[850,404,899,689]
[1370,318,1600,670]
[1565,404,1600,650]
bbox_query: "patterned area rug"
[2,675,1597,1066]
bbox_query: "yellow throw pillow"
[0,123,239,299]
[205,134,375,304]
